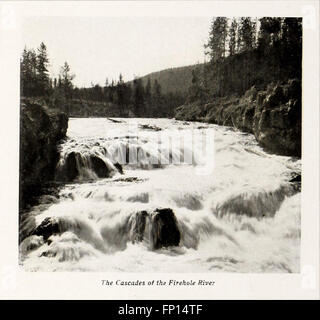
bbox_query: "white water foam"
[20,118,301,272]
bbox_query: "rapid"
[19,118,301,272]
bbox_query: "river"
[19,118,301,272]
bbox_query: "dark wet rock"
[289,173,301,183]
[19,184,62,213]
[59,153,114,181]
[20,101,68,209]
[113,177,146,183]
[114,162,124,174]
[129,211,148,243]
[40,250,57,258]
[64,151,79,181]
[241,105,255,133]
[129,208,181,249]
[90,155,110,178]
[61,192,75,201]
[139,124,162,131]
[265,85,286,108]
[283,79,301,100]
[85,191,93,198]
[150,208,181,249]
[33,217,61,241]
[107,118,123,123]
[289,173,301,192]
[253,80,301,156]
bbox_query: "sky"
[22,16,212,87]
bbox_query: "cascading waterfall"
[19,118,301,272]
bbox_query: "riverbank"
[20,100,68,210]
[175,79,301,157]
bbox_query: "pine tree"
[133,78,145,116]
[258,18,282,49]
[281,18,302,50]
[145,78,152,116]
[22,48,38,97]
[228,18,238,56]
[152,79,163,116]
[116,73,125,116]
[205,17,228,62]
[108,80,115,103]
[59,62,75,105]
[280,18,302,79]
[238,17,256,52]
[20,47,30,96]
[187,68,206,103]
[123,83,132,111]
[36,42,50,96]
[145,78,151,98]
[103,78,109,102]
[252,18,258,48]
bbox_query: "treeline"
[20,43,184,117]
[21,18,302,117]
[188,17,302,102]
[20,43,52,97]
[73,76,184,117]
[21,42,76,111]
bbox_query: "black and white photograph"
[0,0,319,300]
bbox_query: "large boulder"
[64,151,79,181]
[58,152,114,181]
[129,208,181,249]
[90,155,111,178]
[150,208,181,249]
[33,217,61,241]
[129,211,148,243]
[20,101,68,209]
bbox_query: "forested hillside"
[184,17,302,102]
[129,63,205,95]
[176,17,302,156]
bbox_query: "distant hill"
[129,63,206,95]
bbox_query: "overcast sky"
[22,16,211,87]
